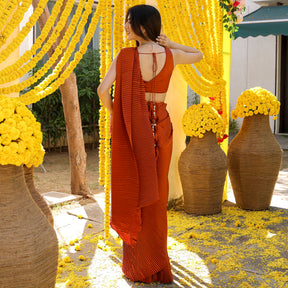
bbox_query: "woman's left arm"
[157,34,203,65]
[97,55,118,114]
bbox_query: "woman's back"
[137,43,174,102]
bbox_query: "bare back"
[137,43,174,102]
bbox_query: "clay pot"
[178,131,228,215]
[228,114,282,210]
[0,165,58,288]
[24,165,54,226]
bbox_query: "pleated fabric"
[111,47,173,283]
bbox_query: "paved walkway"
[49,134,288,288]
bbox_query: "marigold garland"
[0,0,64,85]
[157,0,228,134]
[182,103,225,139]
[0,0,75,87]
[0,95,44,167]
[19,0,99,105]
[0,0,47,59]
[104,0,113,240]
[231,87,280,120]
[0,0,87,94]
[0,0,19,39]
[98,0,108,187]
[0,0,32,47]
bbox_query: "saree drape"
[111,47,173,283]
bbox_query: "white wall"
[20,5,34,58]
[230,0,277,131]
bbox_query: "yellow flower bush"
[0,95,44,167]
[231,87,280,120]
[182,103,225,139]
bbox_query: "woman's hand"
[156,34,172,48]
[156,34,203,65]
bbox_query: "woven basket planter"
[0,165,58,288]
[228,114,282,210]
[24,165,54,226]
[178,131,228,215]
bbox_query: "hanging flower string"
[218,0,246,39]
[0,0,64,77]
[0,0,33,47]
[157,0,228,136]
[19,0,99,105]
[98,0,107,187]
[0,0,19,38]
[0,0,86,93]
[0,0,49,65]
[104,0,113,240]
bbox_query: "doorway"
[279,35,288,133]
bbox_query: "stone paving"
[47,134,288,288]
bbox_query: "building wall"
[230,0,277,131]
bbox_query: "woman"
[97,4,202,284]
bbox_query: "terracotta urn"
[228,114,282,210]
[0,165,58,287]
[178,131,228,215]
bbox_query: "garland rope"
[104,0,112,240]
[0,0,33,47]
[156,0,227,128]
[0,0,77,89]
[0,0,50,65]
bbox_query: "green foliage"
[218,0,246,39]
[74,49,101,137]
[229,117,239,134]
[32,49,101,150]
[32,89,65,148]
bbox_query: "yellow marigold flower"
[57,267,63,274]
[211,259,218,264]
[231,87,280,119]
[182,103,225,139]
[77,215,83,219]
[234,221,241,227]
[58,261,66,267]
[0,97,44,167]
[74,238,79,243]
[78,255,85,261]
[87,224,93,228]
[75,245,81,251]
[64,256,72,263]
[69,240,75,246]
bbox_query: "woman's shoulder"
[120,47,136,53]
[117,47,136,59]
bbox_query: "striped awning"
[235,5,288,38]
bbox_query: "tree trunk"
[32,0,92,196]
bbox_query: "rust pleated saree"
[111,47,173,283]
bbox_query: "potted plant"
[0,95,58,287]
[228,87,282,210]
[178,103,228,215]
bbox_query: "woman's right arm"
[97,55,118,114]
[156,34,203,65]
